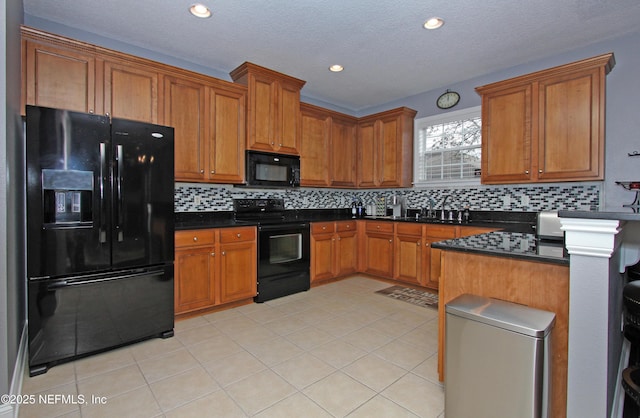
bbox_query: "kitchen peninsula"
[433,210,640,418]
[432,231,569,418]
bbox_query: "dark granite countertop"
[431,231,569,265]
[175,209,537,232]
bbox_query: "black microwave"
[245,151,300,188]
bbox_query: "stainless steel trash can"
[445,294,556,418]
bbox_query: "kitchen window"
[413,106,481,187]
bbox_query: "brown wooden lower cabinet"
[437,250,569,418]
[394,223,423,286]
[361,221,395,277]
[174,227,256,315]
[311,221,357,283]
[359,222,497,289]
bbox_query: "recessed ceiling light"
[329,64,344,72]
[423,17,444,30]
[190,4,212,18]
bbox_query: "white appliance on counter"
[537,210,566,258]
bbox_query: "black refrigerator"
[26,105,175,376]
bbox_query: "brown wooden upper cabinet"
[230,62,306,155]
[299,103,358,188]
[164,75,246,183]
[357,107,417,188]
[103,60,159,124]
[22,28,99,115]
[476,53,615,184]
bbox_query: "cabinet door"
[278,81,301,154]
[208,87,246,183]
[395,233,422,285]
[538,69,603,181]
[247,73,278,152]
[357,120,378,187]
[394,224,423,285]
[174,247,216,314]
[378,115,401,187]
[300,106,331,187]
[423,226,459,289]
[331,116,358,187]
[364,233,394,277]
[219,241,257,304]
[481,84,533,184]
[24,40,97,114]
[311,233,335,282]
[103,60,158,123]
[336,229,358,277]
[164,76,207,181]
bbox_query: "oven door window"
[269,233,302,264]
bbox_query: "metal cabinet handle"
[425,242,430,247]
[200,169,204,174]
[237,233,241,238]
[193,237,198,242]
[211,252,215,256]
[417,241,421,246]
[322,226,327,230]
[222,251,226,256]
[211,170,215,174]
[389,239,392,243]
[539,169,543,173]
[525,170,529,174]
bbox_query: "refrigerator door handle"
[46,268,166,290]
[99,142,107,243]
[115,144,124,242]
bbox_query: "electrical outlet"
[303,197,309,205]
[194,196,202,205]
[521,195,530,206]
[502,195,511,208]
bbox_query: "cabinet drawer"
[175,229,215,248]
[396,223,422,236]
[219,227,256,243]
[365,221,394,234]
[336,221,357,232]
[424,225,458,239]
[312,222,336,234]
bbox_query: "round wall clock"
[436,90,460,109]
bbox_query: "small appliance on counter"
[536,210,563,241]
[536,210,565,258]
[387,194,407,218]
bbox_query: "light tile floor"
[19,276,444,417]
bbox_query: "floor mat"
[375,285,438,309]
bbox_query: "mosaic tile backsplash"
[175,183,601,213]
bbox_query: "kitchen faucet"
[424,196,436,218]
[440,194,452,221]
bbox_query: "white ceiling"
[23,0,640,112]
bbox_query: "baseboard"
[0,322,28,418]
